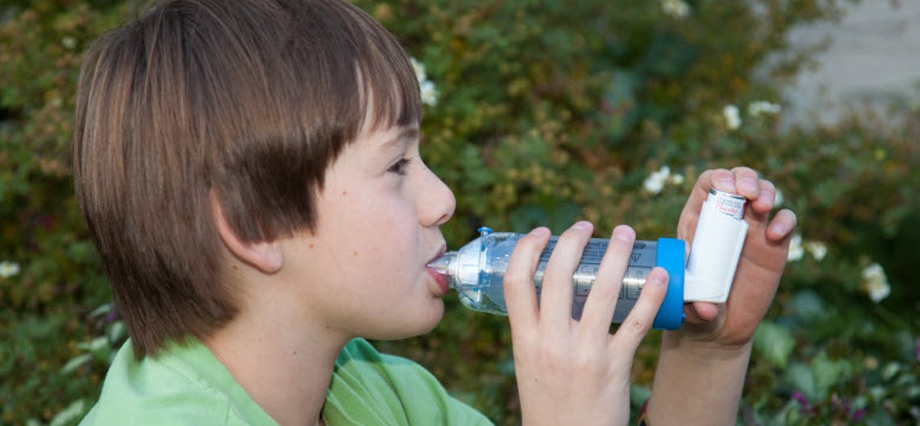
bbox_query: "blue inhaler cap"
[652,237,686,330]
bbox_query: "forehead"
[321,124,418,184]
[356,123,420,154]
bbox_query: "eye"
[387,158,411,175]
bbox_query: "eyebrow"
[378,126,419,153]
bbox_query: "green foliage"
[2,0,918,425]
[0,1,127,424]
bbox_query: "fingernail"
[768,223,780,236]
[572,221,592,231]
[529,227,549,237]
[612,225,635,242]
[740,177,759,193]
[650,268,669,288]
[770,219,791,236]
[715,175,734,190]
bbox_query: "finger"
[682,301,720,324]
[749,179,777,217]
[580,225,635,338]
[540,221,594,325]
[766,209,797,242]
[685,169,730,214]
[730,166,761,200]
[709,168,738,193]
[504,227,551,333]
[678,169,733,241]
[610,267,668,351]
[742,179,776,233]
[679,302,726,338]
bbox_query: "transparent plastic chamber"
[428,190,750,330]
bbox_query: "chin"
[409,300,445,336]
[376,300,445,341]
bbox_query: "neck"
[204,301,349,426]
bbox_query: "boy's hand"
[504,222,669,426]
[645,167,796,425]
[675,167,797,348]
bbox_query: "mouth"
[426,246,450,296]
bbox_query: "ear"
[211,193,283,274]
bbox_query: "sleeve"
[322,338,494,426]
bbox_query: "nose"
[417,164,455,227]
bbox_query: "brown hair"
[73,0,421,358]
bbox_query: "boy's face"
[277,122,456,340]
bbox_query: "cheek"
[328,189,418,257]
[347,186,417,228]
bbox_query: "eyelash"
[388,158,411,175]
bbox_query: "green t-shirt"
[80,337,493,425]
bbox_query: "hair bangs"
[353,46,423,134]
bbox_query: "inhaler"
[427,189,749,330]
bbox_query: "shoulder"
[331,338,441,396]
[323,338,493,425]
[81,338,277,426]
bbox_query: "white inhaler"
[427,189,749,330]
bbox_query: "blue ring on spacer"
[653,237,686,330]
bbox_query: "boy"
[73,0,796,424]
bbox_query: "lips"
[427,267,450,296]
[426,246,450,296]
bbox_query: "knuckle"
[731,165,758,175]
[627,317,650,335]
[571,344,602,370]
[760,179,776,191]
[503,267,532,286]
[538,342,568,371]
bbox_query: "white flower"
[410,57,427,81]
[787,234,804,262]
[661,0,690,18]
[643,165,685,195]
[62,36,77,50]
[0,260,20,279]
[774,188,784,206]
[410,57,439,107]
[419,80,438,107]
[804,241,828,261]
[862,262,891,303]
[723,105,741,130]
[748,100,782,117]
[643,166,671,195]
[668,173,684,186]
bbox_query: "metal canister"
[708,189,746,220]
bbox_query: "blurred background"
[1,0,918,424]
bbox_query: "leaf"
[106,321,127,344]
[783,362,817,400]
[49,399,87,426]
[75,336,107,353]
[784,290,826,322]
[90,303,114,318]
[811,351,852,399]
[754,320,796,368]
[77,337,111,363]
[59,353,91,375]
[601,70,640,144]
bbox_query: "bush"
[1,1,127,424]
[2,0,917,424]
